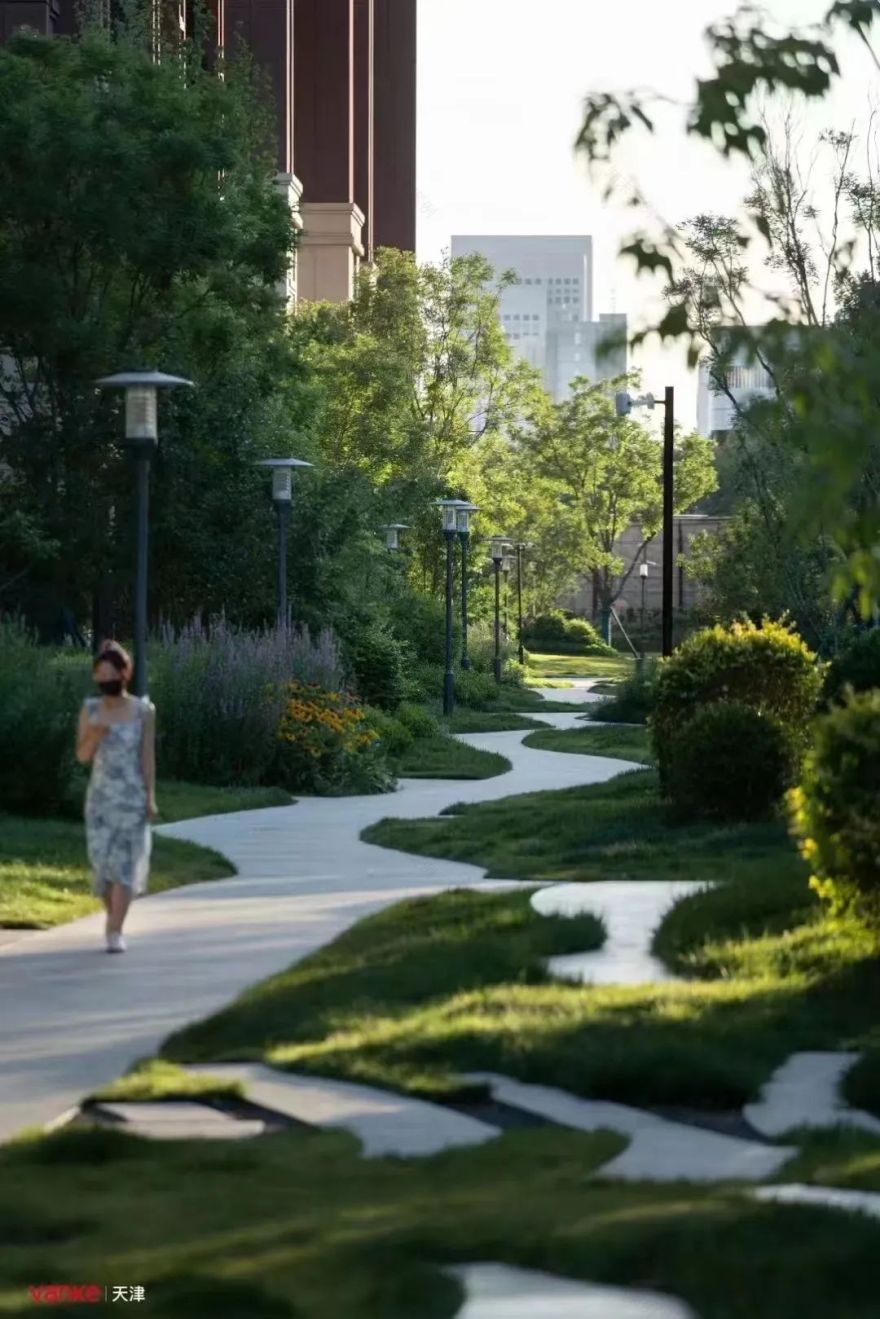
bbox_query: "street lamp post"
[489,536,510,684]
[638,558,658,659]
[616,387,676,657]
[381,523,410,552]
[256,458,314,626]
[514,543,528,666]
[456,502,479,670]
[96,369,193,698]
[435,499,463,715]
[502,553,514,638]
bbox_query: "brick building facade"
[0,0,417,301]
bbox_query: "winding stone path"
[0,717,634,1143]
[451,1264,697,1318]
[531,881,709,985]
[464,1074,794,1183]
[745,1052,880,1139]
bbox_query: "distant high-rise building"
[450,234,627,400]
[696,333,777,437]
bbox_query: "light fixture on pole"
[501,551,515,638]
[489,536,511,684]
[455,502,479,670]
[616,387,676,657]
[435,498,466,715]
[381,523,410,552]
[514,542,531,666]
[639,559,658,660]
[256,457,314,627]
[96,369,193,698]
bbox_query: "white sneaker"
[106,932,127,954]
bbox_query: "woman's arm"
[75,704,107,765]
[141,702,157,819]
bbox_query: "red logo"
[28,1286,102,1304]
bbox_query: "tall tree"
[514,377,716,638]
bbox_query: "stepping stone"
[754,1183,880,1221]
[184,1063,498,1157]
[451,1264,697,1318]
[744,1052,880,1138]
[531,882,709,986]
[467,1075,793,1183]
[93,1101,264,1140]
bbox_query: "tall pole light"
[640,562,649,660]
[96,369,193,698]
[456,502,479,670]
[616,388,676,658]
[502,552,514,638]
[256,458,314,626]
[515,543,527,666]
[381,523,410,552]
[489,536,510,684]
[435,499,463,715]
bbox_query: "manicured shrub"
[522,610,615,656]
[274,683,393,795]
[651,618,822,784]
[824,628,880,706]
[150,616,344,786]
[454,668,501,709]
[594,660,658,726]
[339,620,409,711]
[467,619,517,675]
[0,620,80,815]
[789,690,880,927]
[396,702,440,739]
[389,593,458,666]
[666,701,796,821]
[362,706,414,758]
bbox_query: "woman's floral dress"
[84,697,152,897]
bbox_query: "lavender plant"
[150,615,345,786]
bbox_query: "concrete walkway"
[0,719,636,1142]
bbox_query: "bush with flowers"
[274,682,395,795]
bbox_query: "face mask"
[97,679,124,697]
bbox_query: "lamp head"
[96,369,194,445]
[255,457,314,504]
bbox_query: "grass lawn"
[522,724,653,764]
[156,781,291,823]
[0,814,232,929]
[395,735,511,780]
[443,709,545,733]
[8,1122,880,1319]
[526,652,634,681]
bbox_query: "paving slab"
[183,1062,497,1157]
[451,1264,698,1318]
[0,716,641,1142]
[531,882,709,985]
[754,1183,880,1220]
[467,1074,794,1182]
[93,1101,264,1140]
[744,1051,880,1138]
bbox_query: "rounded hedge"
[666,701,796,821]
[789,690,880,928]
[522,610,615,657]
[824,628,880,706]
[651,618,822,784]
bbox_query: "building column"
[294,0,363,302]
[353,0,374,261]
[224,1,302,307]
[373,0,416,253]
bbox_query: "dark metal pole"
[276,500,290,626]
[516,544,525,666]
[443,530,455,715]
[641,574,647,661]
[662,386,675,659]
[132,450,151,698]
[493,559,502,683]
[459,530,471,669]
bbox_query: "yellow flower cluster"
[277,682,378,760]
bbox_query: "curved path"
[0,718,636,1143]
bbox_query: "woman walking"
[76,641,157,953]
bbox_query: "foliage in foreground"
[666,701,796,823]
[823,628,880,707]
[0,620,79,815]
[789,691,880,929]
[9,1121,880,1319]
[592,659,658,725]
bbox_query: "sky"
[416,0,877,425]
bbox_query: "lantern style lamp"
[95,369,194,697]
[381,523,410,552]
[256,457,314,626]
[489,537,511,682]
